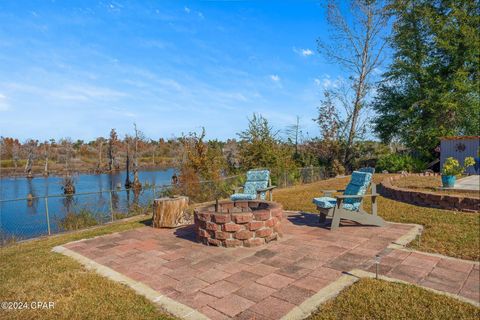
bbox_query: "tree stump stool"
[152,196,190,228]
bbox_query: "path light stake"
[375,254,381,279]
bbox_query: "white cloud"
[184,7,203,19]
[293,47,314,57]
[3,82,127,102]
[270,74,280,82]
[301,49,313,56]
[314,75,341,90]
[0,93,10,111]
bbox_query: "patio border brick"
[52,245,210,320]
[386,222,423,248]
[280,273,359,319]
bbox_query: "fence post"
[44,197,51,235]
[109,190,114,222]
[310,165,314,183]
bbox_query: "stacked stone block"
[194,201,283,248]
[380,173,479,212]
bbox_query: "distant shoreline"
[0,164,175,179]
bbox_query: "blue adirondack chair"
[312,171,384,230]
[231,169,276,201]
[358,167,375,174]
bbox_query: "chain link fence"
[0,166,326,245]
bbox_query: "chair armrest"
[321,189,344,197]
[257,186,277,193]
[336,193,379,199]
[232,186,243,193]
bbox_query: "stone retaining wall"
[380,173,479,212]
[194,200,283,248]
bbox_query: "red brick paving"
[62,212,479,319]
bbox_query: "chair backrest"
[358,167,375,174]
[244,169,270,200]
[342,171,372,211]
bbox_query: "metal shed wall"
[440,137,480,174]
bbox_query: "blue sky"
[0,0,354,142]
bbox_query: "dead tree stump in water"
[152,196,189,228]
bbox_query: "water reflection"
[0,168,174,241]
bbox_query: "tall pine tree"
[373,0,479,159]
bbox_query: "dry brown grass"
[275,175,480,261]
[0,216,174,320]
[309,278,479,320]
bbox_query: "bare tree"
[58,138,75,194]
[108,129,119,171]
[124,135,132,188]
[132,123,142,190]
[24,139,37,179]
[285,116,303,156]
[151,141,157,166]
[317,0,389,169]
[43,140,49,176]
[95,137,106,171]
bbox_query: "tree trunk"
[152,196,190,228]
[125,147,132,188]
[98,141,103,170]
[343,11,371,170]
[133,125,142,190]
[44,156,49,176]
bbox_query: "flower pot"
[441,175,456,188]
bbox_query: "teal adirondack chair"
[358,167,375,174]
[231,169,276,201]
[312,170,384,230]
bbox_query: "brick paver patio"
[60,212,479,319]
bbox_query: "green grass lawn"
[1,175,478,319]
[275,175,480,261]
[309,278,479,320]
[0,216,173,320]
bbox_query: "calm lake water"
[0,168,175,242]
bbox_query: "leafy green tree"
[373,0,480,159]
[238,114,296,184]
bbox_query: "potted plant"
[441,157,475,188]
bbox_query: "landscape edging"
[379,173,479,212]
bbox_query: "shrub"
[57,209,99,231]
[376,154,426,173]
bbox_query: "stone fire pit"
[194,200,283,248]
